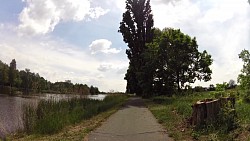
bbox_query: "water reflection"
[0,94,106,138]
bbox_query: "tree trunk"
[176,71,181,91]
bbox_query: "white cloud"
[152,0,200,29]
[199,0,248,23]
[88,7,110,19]
[0,29,127,92]
[104,0,125,11]
[18,0,109,35]
[98,63,112,72]
[153,0,181,5]
[97,63,128,74]
[117,67,127,75]
[89,39,121,54]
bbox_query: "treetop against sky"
[0,0,249,91]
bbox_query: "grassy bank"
[7,95,127,141]
[146,90,250,140]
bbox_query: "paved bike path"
[86,97,173,141]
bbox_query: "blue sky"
[0,0,249,92]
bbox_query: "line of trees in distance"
[0,59,100,95]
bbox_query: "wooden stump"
[205,99,220,122]
[191,97,235,126]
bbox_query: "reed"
[22,95,127,134]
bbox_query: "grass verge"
[146,91,250,140]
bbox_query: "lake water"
[0,94,106,138]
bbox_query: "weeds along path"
[86,97,173,141]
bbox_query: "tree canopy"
[238,49,250,90]
[119,0,154,95]
[119,0,213,97]
[141,28,212,96]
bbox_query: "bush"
[193,86,205,92]
[213,91,226,99]
[216,82,228,91]
[217,101,239,133]
[243,90,250,103]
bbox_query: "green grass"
[22,95,127,135]
[147,90,250,140]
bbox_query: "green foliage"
[208,84,216,91]
[9,59,17,92]
[238,49,250,90]
[141,28,213,96]
[228,79,236,89]
[236,101,250,124]
[217,102,239,133]
[212,91,226,99]
[243,90,250,103]
[23,95,127,134]
[215,82,228,91]
[236,49,250,102]
[191,131,201,140]
[119,1,213,97]
[89,85,100,95]
[194,86,205,92]
[0,60,9,85]
[119,0,154,95]
[148,90,250,140]
[152,96,173,105]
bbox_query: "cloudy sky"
[0,0,249,92]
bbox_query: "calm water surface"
[0,94,106,138]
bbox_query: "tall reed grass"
[22,95,127,134]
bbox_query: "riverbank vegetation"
[0,59,100,95]
[8,95,127,140]
[22,95,127,134]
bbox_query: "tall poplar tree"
[9,59,16,86]
[119,0,154,95]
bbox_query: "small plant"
[191,131,200,140]
[208,133,219,141]
[217,101,239,133]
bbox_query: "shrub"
[213,91,226,99]
[217,101,239,133]
[243,90,250,103]
[194,86,205,92]
[216,82,228,91]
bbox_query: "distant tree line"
[119,0,212,97]
[192,79,237,92]
[0,59,99,95]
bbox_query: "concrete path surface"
[86,97,173,141]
